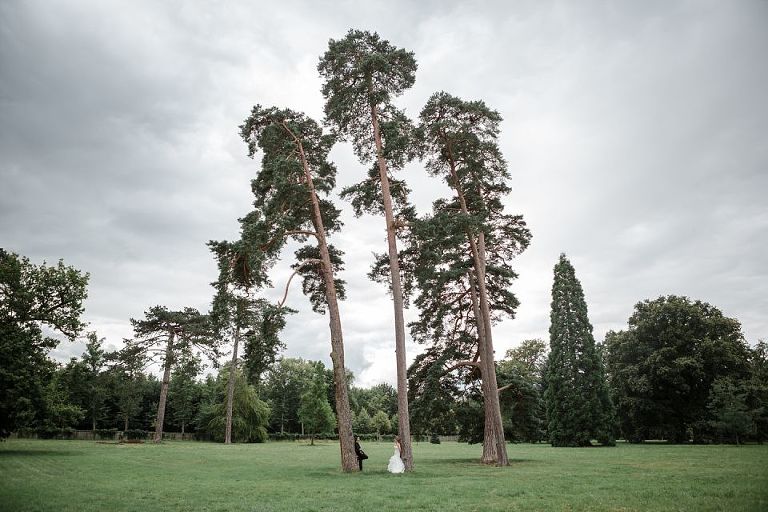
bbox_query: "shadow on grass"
[437,457,533,466]
[0,449,80,457]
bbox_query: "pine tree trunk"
[225,325,240,444]
[153,330,175,443]
[370,103,414,471]
[124,417,129,432]
[468,273,498,464]
[475,234,509,465]
[297,141,358,472]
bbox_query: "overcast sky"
[2,0,766,387]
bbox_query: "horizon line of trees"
[2,245,765,446]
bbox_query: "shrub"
[123,429,148,441]
[430,433,441,444]
[36,427,75,439]
[95,428,118,440]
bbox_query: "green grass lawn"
[1,439,766,512]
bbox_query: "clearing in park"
[1,439,766,511]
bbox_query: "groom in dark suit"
[354,435,367,471]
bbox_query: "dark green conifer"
[544,254,614,447]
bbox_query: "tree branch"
[277,259,322,308]
[443,360,480,375]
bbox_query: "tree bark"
[468,272,498,463]
[153,330,175,443]
[370,103,414,471]
[475,233,509,465]
[296,138,358,472]
[225,324,240,444]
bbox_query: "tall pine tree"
[319,29,418,470]
[239,106,357,471]
[414,92,531,464]
[545,254,614,447]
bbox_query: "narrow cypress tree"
[544,254,614,447]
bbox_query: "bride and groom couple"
[354,435,405,474]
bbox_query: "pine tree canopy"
[237,105,346,313]
[318,29,417,161]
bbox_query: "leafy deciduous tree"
[605,295,751,443]
[298,366,336,445]
[0,249,89,437]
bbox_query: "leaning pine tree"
[544,254,614,447]
[239,106,357,471]
[319,29,417,470]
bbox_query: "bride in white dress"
[387,435,405,474]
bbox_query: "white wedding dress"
[387,444,405,474]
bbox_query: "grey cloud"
[2,0,766,387]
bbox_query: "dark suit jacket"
[354,440,364,459]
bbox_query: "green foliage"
[129,305,218,364]
[94,428,118,440]
[545,254,614,447]
[401,93,532,452]
[122,429,148,441]
[706,377,752,444]
[318,29,417,162]
[370,410,391,435]
[40,373,85,430]
[496,362,547,443]
[106,344,148,431]
[353,408,373,434]
[407,348,460,436]
[262,358,317,433]
[292,245,346,314]
[0,249,89,436]
[298,369,336,444]
[605,295,751,443]
[198,364,270,443]
[242,303,291,386]
[746,340,768,441]
[167,351,203,434]
[350,383,398,418]
[237,105,346,315]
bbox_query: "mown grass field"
[0,439,766,512]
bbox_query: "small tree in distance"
[298,366,336,445]
[128,306,218,443]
